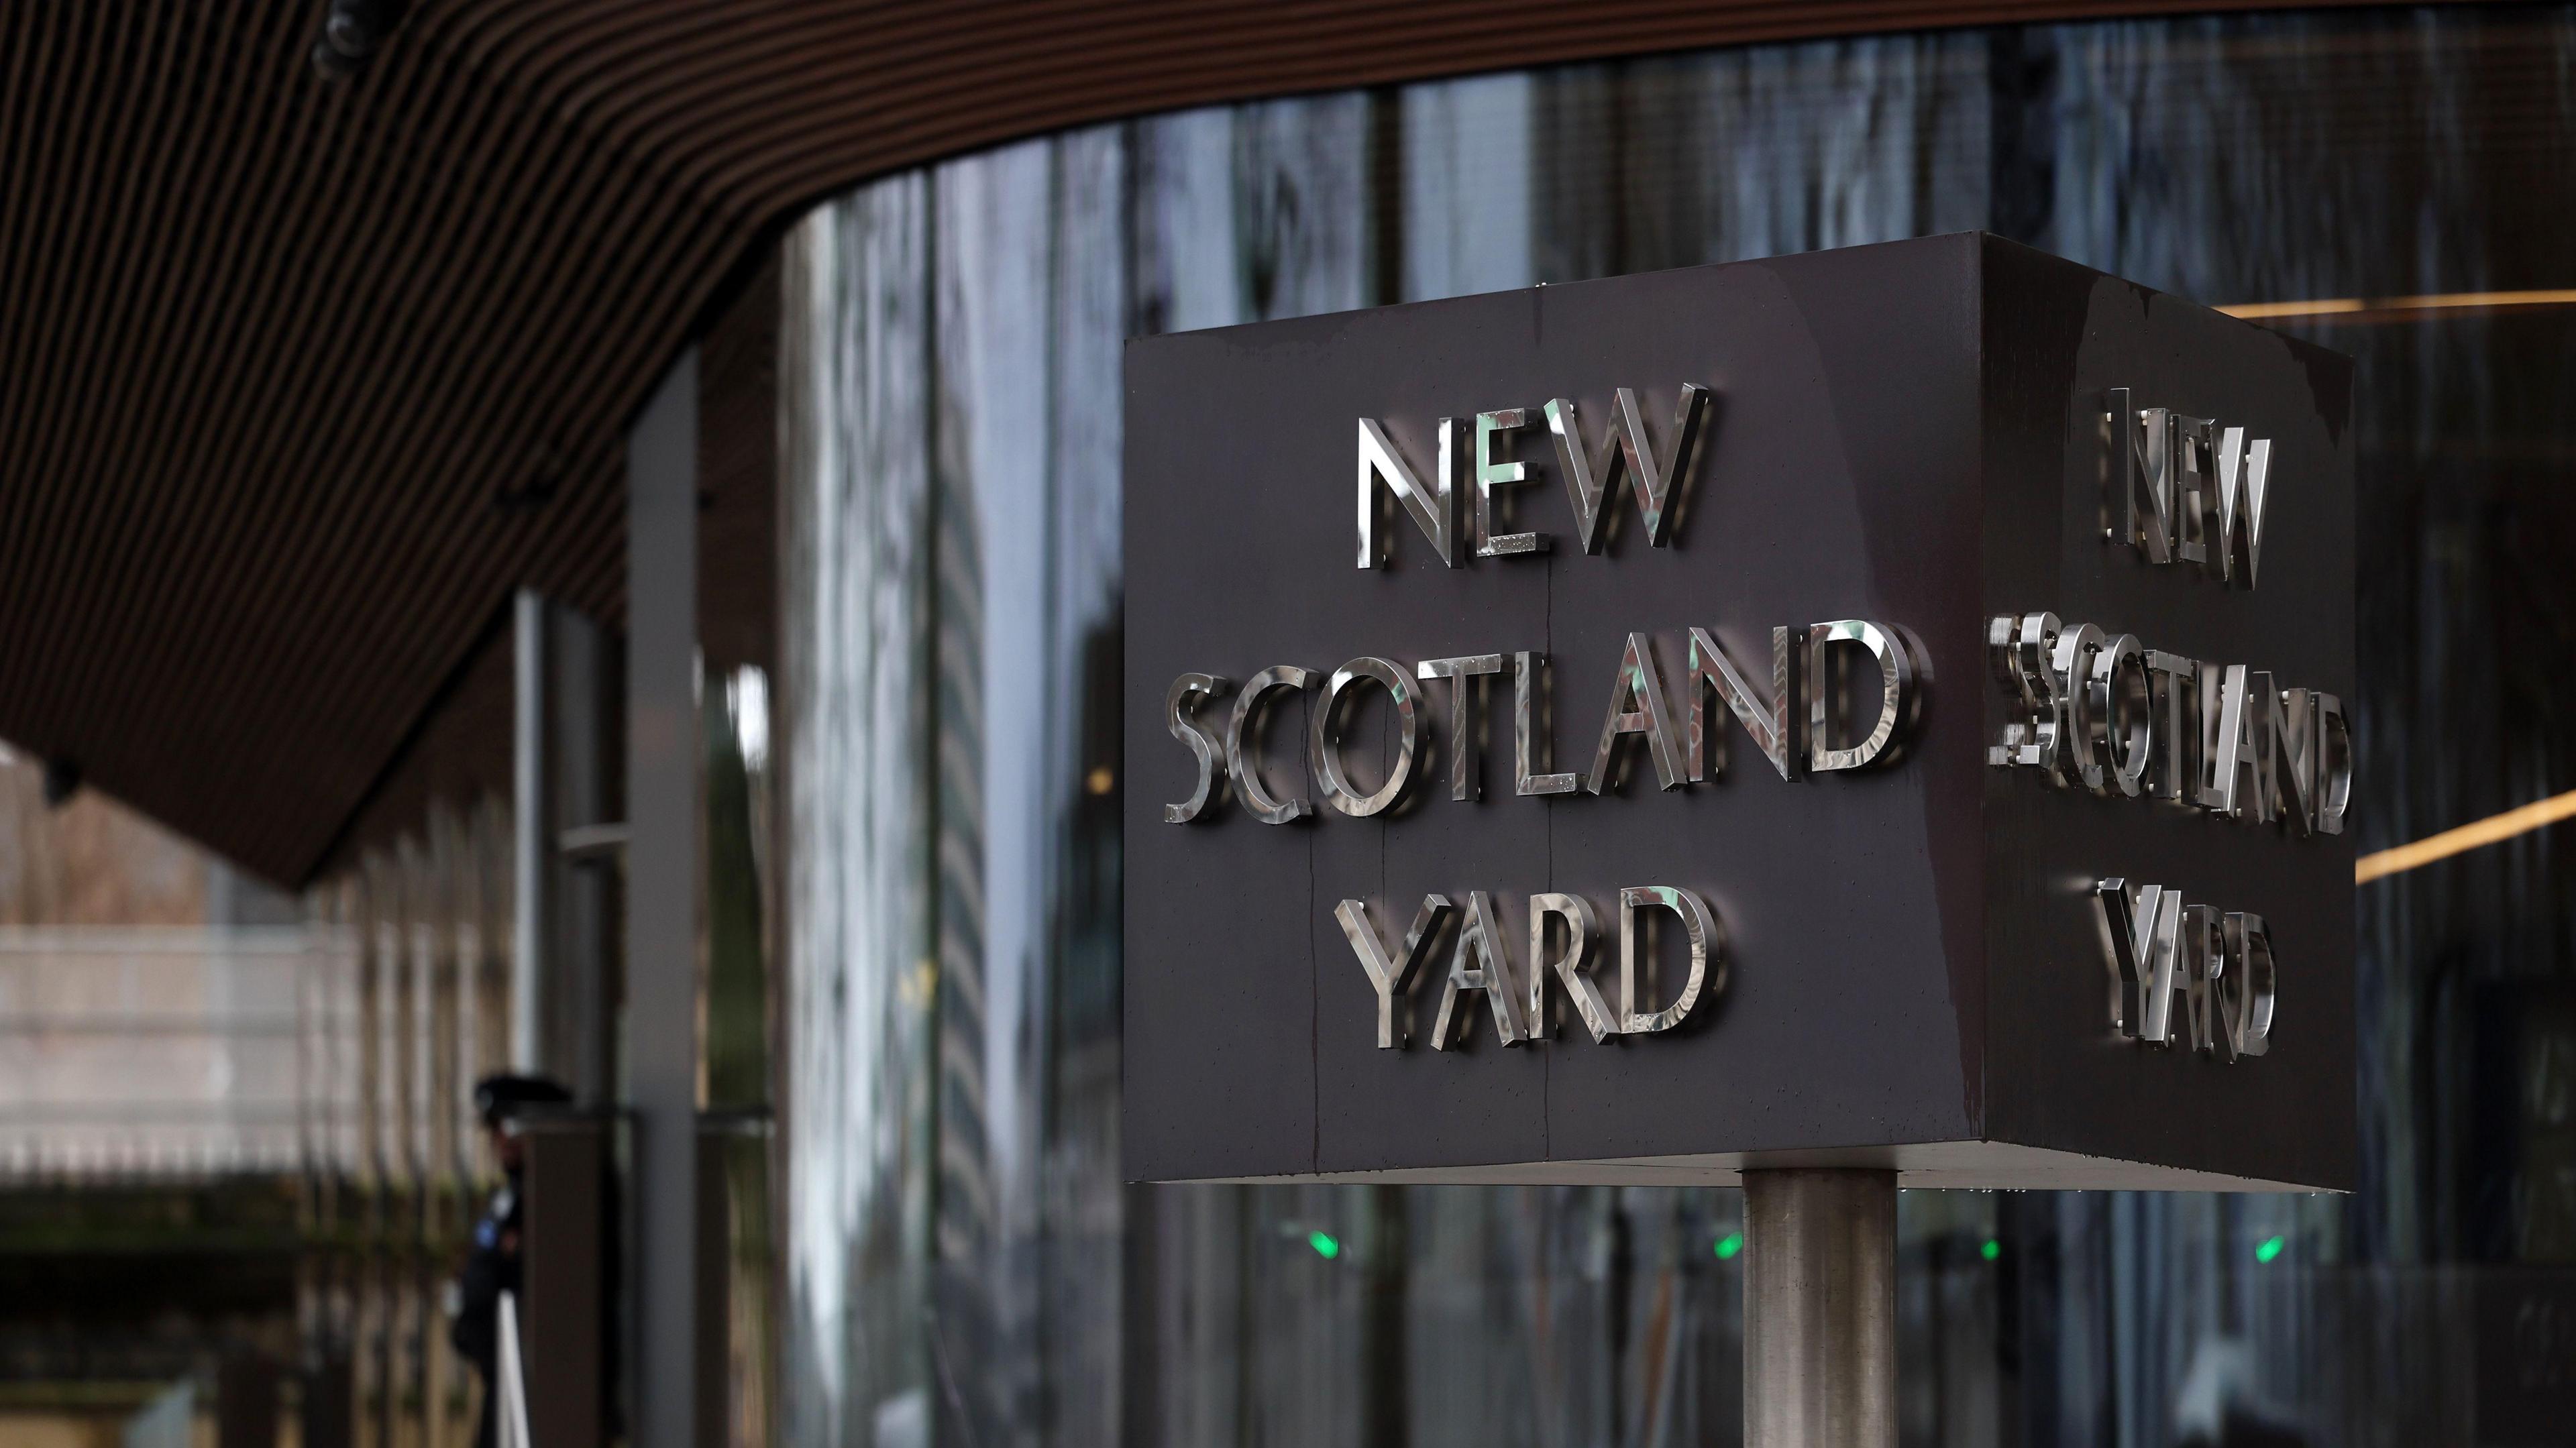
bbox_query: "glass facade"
[304,804,518,1448]
[779,8,2576,1444]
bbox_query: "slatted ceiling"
[6,3,596,885]
[1,1,2403,887]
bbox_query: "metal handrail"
[498,1287,533,1448]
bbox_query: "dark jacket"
[453,1172,522,1448]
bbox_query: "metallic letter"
[1617,886,1719,1035]
[2094,879,2178,1039]
[2171,904,2223,1052]
[1511,651,1579,795]
[2202,665,2277,822]
[1356,416,1459,569]
[1226,666,1313,824]
[1431,891,1529,1048]
[2087,633,2152,798]
[2208,426,2270,586]
[1474,409,1549,556]
[1988,613,2065,777]
[1544,385,1710,553]
[2168,416,2217,567]
[1686,625,1799,782]
[1587,632,1684,794]
[1809,620,1924,773]
[1525,893,1616,1044]
[2049,622,2108,791]
[2271,687,2316,836]
[1337,895,1453,1049]
[2110,394,2178,563]
[1163,672,1234,822]
[2313,693,2351,835]
[2145,649,2200,803]
[1417,655,1505,801]
[2220,913,2276,1058]
[1309,657,1423,818]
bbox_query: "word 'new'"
[2105,388,2273,587]
[1358,387,1709,566]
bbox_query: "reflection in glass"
[782,172,938,1448]
[782,9,2576,1444]
[708,662,778,1448]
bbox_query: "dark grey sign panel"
[1122,233,2355,1190]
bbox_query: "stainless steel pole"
[629,345,703,1448]
[510,588,547,1075]
[1743,1168,1897,1448]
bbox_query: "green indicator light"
[1980,1238,2001,1262]
[1308,1231,1341,1260]
[1715,1232,1743,1260]
[2255,1235,2285,1264]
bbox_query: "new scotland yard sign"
[1122,234,2354,1191]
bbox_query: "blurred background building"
[0,744,312,1446]
[5,3,2576,1447]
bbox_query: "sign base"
[1745,1168,1897,1448]
[1167,1139,2330,1192]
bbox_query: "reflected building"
[931,382,1007,1448]
[777,9,2576,1447]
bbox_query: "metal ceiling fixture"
[311,0,413,80]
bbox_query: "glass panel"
[708,661,780,1448]
[780,9,2576,1445]
[782,172,940,1448]
[268,801,519,1448]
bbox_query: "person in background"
[453,1073,573,1448]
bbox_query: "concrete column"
[513,590,616,1101]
